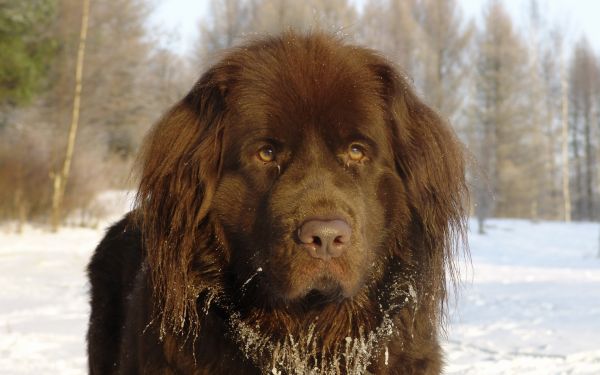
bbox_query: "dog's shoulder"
[88,212,143,284]
[87,212,145,374]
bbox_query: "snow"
[445,219,600,374]
[0,225,98,374]
[0,190,133,375]
[0,191,599,374]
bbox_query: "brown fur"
[87,32,467,375]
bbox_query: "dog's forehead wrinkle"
[232,81,388,159]
[234,63,377,123]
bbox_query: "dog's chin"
[278,275,362,305]
[301,285,346,306]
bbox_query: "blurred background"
[1,1,600,374]
[1,0,599,231]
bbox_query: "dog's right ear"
[366,55,468,322]
[134,63,235,337]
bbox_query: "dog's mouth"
[271,259,365,303]
[236,219,371,305]
[246,232,371,304]
[302,285,345,305]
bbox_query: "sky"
[148,0,600,55]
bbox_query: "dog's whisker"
[241,267,264,293]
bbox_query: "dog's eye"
[348,144,365,162]
[257,145,276,163]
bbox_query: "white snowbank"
[445,219,600,374]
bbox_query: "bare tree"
[194,0,357,68]
[569,38,600,221]
[146,47,192,109]
[470,0,530,231]
[35,0,154,226]
[308,0,358,33]
[194,0,252,69]
[51,0,90,231]
[522,0,553,221]
[249,0,356,34]
[557,34,571,221]
[359,0,421,77]
[415,0,474,121]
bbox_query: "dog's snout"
[298,219,351,260]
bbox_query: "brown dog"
[87,32,467,374]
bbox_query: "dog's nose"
[298,219,351,260]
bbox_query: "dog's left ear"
[370,58,468,307]
[134,63,235,336]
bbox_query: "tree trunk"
[560,48,571,222]
[572,115,583,220]
[51,0,91,232]
[15,187,25,234]
[584,110,594,220]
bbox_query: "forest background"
[2,0,599,233]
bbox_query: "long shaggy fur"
[87,32,468,375]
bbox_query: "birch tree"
[51,0,90,231]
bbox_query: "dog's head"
[135,33,467,338]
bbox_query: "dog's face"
[210,53,407,303]
[136,34,466,339]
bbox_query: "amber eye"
[348,144,365,161]
[257,145,276,163]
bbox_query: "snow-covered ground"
[445,219,600,374]
[0,191,133,375]
[1,191,599,374]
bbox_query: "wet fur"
[87,33,467,374]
